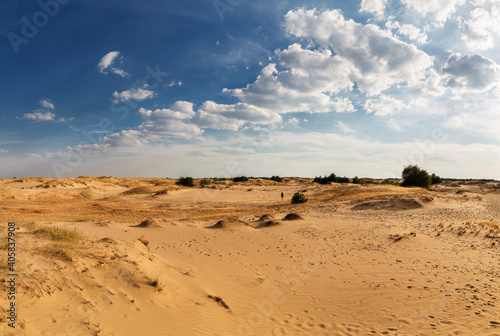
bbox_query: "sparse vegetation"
[35,225,82,242]
[291,191,308,204]
[336,176,350,183]
[313,173,337,184]
[352,176,362,184]
[431,173,443,185]
[401,165,431,189]
[270,175,283,182]
[232,176,249,182]
[200,179,211,186]
[176,176,194,187]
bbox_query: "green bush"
[313,173,337,184]
[232,176,249,182]
[200,179,211,186]
[352,176,362,184]
[401,165,431,188]
[176,176,194,187]
[336,176,350,183]
[291,191,308,204]
[270,175,283,182]
[382,179,398,185]
[431,173,442,185]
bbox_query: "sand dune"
[0,177,499,335]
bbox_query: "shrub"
[200,179,211,186]
[337,176,350,183]
[176,176,194,187]
[232,176,249,182]
[401,165,431,188]
[313,173,337,184]
[352,176,362,184]
[291,191,308,204]
[431,173,443,185]
[36,225,82,242]
[270,175,283,182]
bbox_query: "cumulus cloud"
[364,96,428,116]
[23,100,71,122]
[442,53,500,91]
[385,20,428,44]
[359,0,388,19]
[226,44,356,113]
[284,8,434,95]
[139,101,195,120]
[98,51,129,77]
[458,7,500,50]
[194,101,282,130]
[23,112,56,121]
[112,88,155,103]
[39,99,55,110]
[138,102,202,138]
[400,0,465,24]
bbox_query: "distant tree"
[327,173,337,183]
[313,173,337,184]
[337,176,350,183]
[291,191,308,204]
[352,176,362,184]
[270,175,283,182]
[382,179,398,185]
[232,176,249,182]
[401,165,431,188]
[176,176,194,187]
[431,173,443,185]
[200,179,211,187]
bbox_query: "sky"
[1,0,500,179]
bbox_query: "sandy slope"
[0,177,499,335]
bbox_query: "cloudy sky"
[1,0,500,179]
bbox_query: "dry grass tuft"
[389,232,417,242]
[35,225,82,242]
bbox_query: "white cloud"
[385,20,428,44]
[112,88,155,103]
[400,0,465,24]
[226,44,356,113]
[39,99,54,110]
[139,101,196,120]
[336,121,355,134]
[364,96,408,116]
[284,8,434,95]
[360,0,388,19]
[23,112,57,121]
[22,99,71,122]
[138,102,202,138]
[386,119,404,132]
[101,130,147,147]
[194,101,282,130]
[441,53,500,91]
[0,148,9,154]
[98,51,129,77]
[458,7,500,50]
[364,96,429,116]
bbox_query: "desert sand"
[0,176,499,335]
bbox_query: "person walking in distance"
[281,192,284,200]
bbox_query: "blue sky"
[1,0,500,179]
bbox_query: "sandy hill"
[0,177,499,335]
